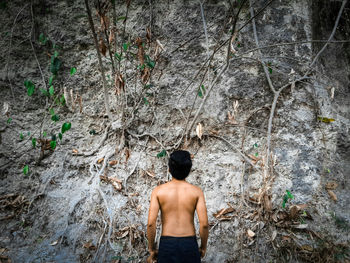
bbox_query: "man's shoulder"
[152,182,170,193]
[153,181,203,195]
[184,182,204,196]
[187,182,202,190]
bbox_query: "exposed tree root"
[77,124,111,157]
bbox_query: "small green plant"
[39,33,48,45]
[253,143,259,156]
[115,52,123,61]
[143,97,149,105]
[20,37,75,173]
[282,190,294,208]
[117,16,126,22]
[50,51,61,75]
[23,165,29,175]
[266,61,272,74]
[198,85,206,98]
[123,42,130,52]
[24,80,35,96]
[70,67,77,75]
[157,149,167,158]
[32,138,37,148]
[145,55,155,69]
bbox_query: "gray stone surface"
[0,0,349,262]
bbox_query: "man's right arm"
[196,189,208,257]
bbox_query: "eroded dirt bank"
[0,0,349,262]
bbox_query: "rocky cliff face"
[0,0,349,262]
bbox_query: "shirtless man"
[147,150,208,263]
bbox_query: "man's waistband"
[160,235,196,240]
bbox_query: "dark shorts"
[157,236,201,263]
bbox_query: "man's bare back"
[147,150,208,263]
[156,180,205,237]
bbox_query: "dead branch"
[84,0,112,119]
[307,0,348,71]
[243,40,350,56]
[208,134,261,172]
[126,130,168,151]
[124,154,141,193]
[29,3,48,100]
[199,1,211,86]
[96,0,115,73]
[118,0,131,71]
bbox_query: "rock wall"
[0,0,349,262]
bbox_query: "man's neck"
[171,178,186,183]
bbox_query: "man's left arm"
[147,188,160,259]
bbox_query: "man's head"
[168,150,192,180]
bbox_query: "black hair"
[168,150,192,180]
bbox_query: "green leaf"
[70,67,77,75]
[61,122,71,134]
[143,97,149,105]
[198,85,206,98]
[89,129,96,135]
[50,140,57,150]
[60,95,66,106]
[43,131,47,137]
[117,16,126,22]
[48,75,55,86]
[32,138,36,148]
[54,50,59,58]
[49,108,55,115]
[123,43,130,52]
[58,133,62,140]
[49,86,54,96]
[51,114,60,122]
[23,165,29,175]
[24,80,35,96]
[27,131,30,136]
[7,118,12,124]
[268,67,272,74]
[20,133,24,140]
[51,134,57,141]
[282,195,288,208]
[254,152,258,157]
[50,56,61,75]
[157,149,167,158]
[40,88,49,96]
[115,52,122,61]
[253,143,258,148]
[145,55,155,68]
[137,64,145,71]
[39,33,47,45]
[147,60,155,69]
[286,190,294,199]
[318,117,335,123]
